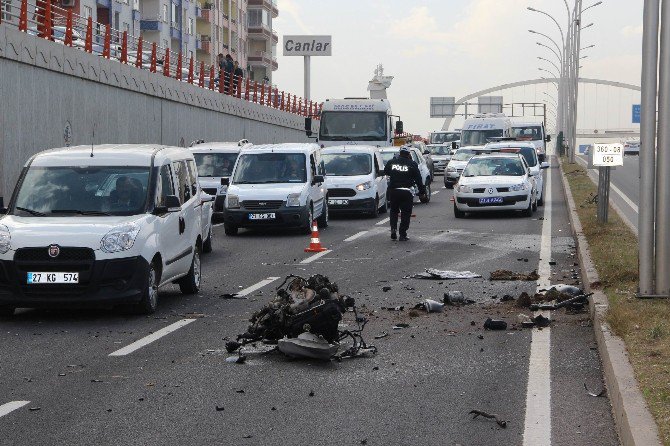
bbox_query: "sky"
[273,0,644,136]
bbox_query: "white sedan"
[453,153,537,218]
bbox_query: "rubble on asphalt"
[489,269,540,281]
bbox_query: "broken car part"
[409,269,482,280]
[469,410,507,428]
[489,269,540,281]
[414,299,445,313]
[277,332,339,360]
[483,318,508,330]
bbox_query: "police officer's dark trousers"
[389,189,413,236]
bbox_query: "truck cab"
[317,98,401,147]
[460,114,513,148]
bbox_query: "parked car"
[425,144,453,174]
[484,142,549,206]
[222,143,328,235]
[379,146,433,203]
[0,144,210,316]
[190,139,252,222]
[409,141,435,177]
[321,145,388,217]
[453,153,537,218]
[444,147,487,188]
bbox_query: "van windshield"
[512,126,542,140]
[319,111,387,141]
[452,149,478,161]
[429,133,460,144]
[322,153,372,176]
[461,129,504,146]
[427,145,451,155]
[379,151,398,166]
[233,153,307,184]
[193,152,238,177]
[13,166,150,216]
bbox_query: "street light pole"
[639,0,660,296]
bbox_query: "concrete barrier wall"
[0,24,312,198]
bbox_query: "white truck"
[315,98,402,148]
[460,113,513,148]
[511,121,551,161]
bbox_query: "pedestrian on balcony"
[233,61,244,95]
[217,53,225,90]
[224,54,234,94]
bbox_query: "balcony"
[170,25,181,40]
[248,51,278,71]
[96,0,111,8]
[247,24,272,41]
[197,34,211,52]
[271,30,278,43]
[140,17,163,32]
[196,6,212,22]
[248,0,278,18]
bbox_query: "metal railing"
[0,0,321,119]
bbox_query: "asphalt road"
[0,158,619,446]
[576,152,640,231]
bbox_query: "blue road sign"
[579,144,590,154]
[632,104,641,124]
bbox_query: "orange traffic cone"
[304,220,327,252]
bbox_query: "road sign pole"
[639,0,660,296]
[304,55,311,102]
[655,0,670,296]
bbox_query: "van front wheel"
[179,246,201,295]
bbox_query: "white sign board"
[593,143,624,166]
[283,35,332,56]
[430,97,456,118]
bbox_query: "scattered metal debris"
[28,407,41,412]
[225,355,247,364]
[381,306,404,311]
[528,293,592,311]
[215,406,225,411]
[393,323,410,330]
[220,293,247,300]
[444,291,475,305]
[483,318,508,330]
[490,269,540,281]
[469,410,507,428]
[584,382,606,397]
[374,332,389,339]
[382,286,392,292]
[532,314,551,327]
[409,269,482,280]
[414,299,445,313]
[226,274,376,361]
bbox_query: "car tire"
[178,246,201,295]
[453,203,465,218]
[532,192,538,212]
[420,183,431,203]
[523,199,533,217]
[224,223,238,236]
[318,200,329,228]
[370,196,380,218]
[379,193,388,213]
[303,204,314,235]
[538,190,544,207]
[203,227,213,253]
[133,261,159,315]
[0,306,15,317]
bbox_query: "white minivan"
[190,139,252,222]
[321,145,388,218]
[222,143,328,235]
[0,145,209,316]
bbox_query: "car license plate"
[248,213,276,220]
[479,197,504,204]
[328,199,349,206]
[27,272,79,284]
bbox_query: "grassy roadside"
[561,160,670,445]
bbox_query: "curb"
[557,160,662,446]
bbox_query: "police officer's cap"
[399,145,411,154]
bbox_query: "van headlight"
[0,225,11,254]
[457,185,472,193]
[356,181,373,191]
[227,194,240,209]
[511,183,528,191]
[100,223,141,253]
[286,193,301,207]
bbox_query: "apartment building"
[247,0,277,83]
[139,0,196,60]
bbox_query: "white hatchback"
[0,145,210,316]
[453,153,537,218]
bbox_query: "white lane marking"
[431,190,440,195]
[523,160,552,446]
[344,231,369,242]
[0,401,30,418]
[375,217,390,226]
[109,319,196,357]
[300,249,332,264]
[576,157,639,213]
[212,223,225,228]
[236,276,281,297]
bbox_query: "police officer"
[384,145,427,241]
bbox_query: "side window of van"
[156,164,175,207]
[172,161,191,204]
[186,159,198,196]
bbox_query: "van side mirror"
[395,120,404,134]
[305,117,313,137]
[423,149,430,155]
[452,142,458,150]
[165,195,182,211]
[312,175,324,185]
[545,134,552,142]
[221,177,230,186]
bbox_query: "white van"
[190,139,252,222]
[0,145,210,316]
[321,145,388,217]
[222,143,328,235]
[379,146,433,203]
[511,121,550,160]
[460,113,513,148]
